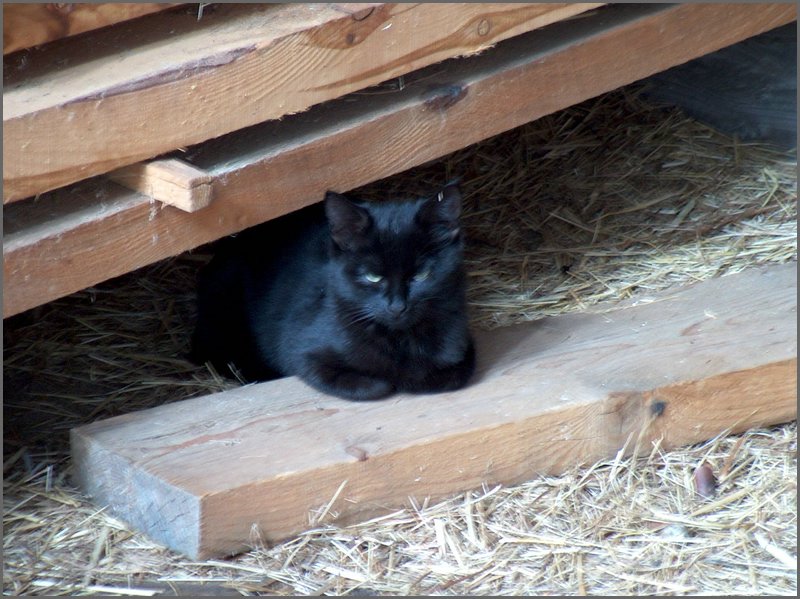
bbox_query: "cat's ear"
[325,191,372,251]
[419,183,462,242]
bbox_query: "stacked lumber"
[3,2,603,203]
[3,3,794,318]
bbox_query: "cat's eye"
[413,268,431,282]
[363,272,383,284]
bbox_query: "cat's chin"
[375,313,419,331]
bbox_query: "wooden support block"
[107,158,214,212]
[4,3,795,318]
[71,264,798,559]
[2,3,181,55]
[2,2,604,202]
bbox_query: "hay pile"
[4,87,797,595]
[354,89,797,329]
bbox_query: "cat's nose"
[387,299,407,316]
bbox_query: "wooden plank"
[2,2,603,202]
[107,158,214,212]
[70,264,798,559]
[2,3,181,55]
[3,2,796,318]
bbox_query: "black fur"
[191,184,475,401]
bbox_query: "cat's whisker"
[340,306,375,328]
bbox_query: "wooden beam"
[3,3,796,318]
[70,264,798,559]
[2,3,182,55]
[107,158,214,213]
[2,2,603,202]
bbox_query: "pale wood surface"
[107,158,214,212]
[5,3,795,319]
[2,2,180,55]
[71,264,798,558]
[2,2,603,202]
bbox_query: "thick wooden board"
[71,264,798,559]
[4,3,795,319]
[2,2,603,202]
[2,3,181,55]
[107,158,214,212]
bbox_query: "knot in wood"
[650,400,667,417]
[477,19,491,36]
[423,84,468,112]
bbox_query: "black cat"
[191,183,475,401]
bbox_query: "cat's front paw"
[404,340,476,394]
[326,371,394,401]
[305,349,394,401]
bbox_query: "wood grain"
[2,3,181,55]
[70,264,798,559]
[4,3,795,319]
[107,158,214,212]
[2,2,603,202]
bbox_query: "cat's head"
[324,184,466,330]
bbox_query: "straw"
[4,86,796,596]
